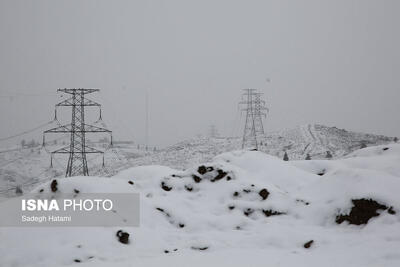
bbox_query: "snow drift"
[0,144,400,267]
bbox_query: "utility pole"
[145,90,149,147]
[43,89,112,177]
[239,89,268,150]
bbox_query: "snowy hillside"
[0,144,400,266]
[131,124,396,168]
[0,143,153,199]
[0,124,396,198]
[264,124,395,159]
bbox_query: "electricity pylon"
[209,124,218,138]
[239,89,268,150]
[253,92,266,135]
[43,89,112,177]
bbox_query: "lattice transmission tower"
[239,89,268,150]
[43,89,112,177]
[209,124,218,138]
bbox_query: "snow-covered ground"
[0,124,396,199]
[0,142,151,199]
[1,143,399,267]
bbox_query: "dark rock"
[191,246,208,251]
[192,175,202,183]
[156,207,171,217]
[173,248,178,251]
[383,147,389,151]
[304,240,314,249]
[262,209,285,217]
[226,176,232,181]
[50,180,58,192]
[233,191,240,197]
[116,230,130,244]
[178,223,185,228]
[74,189,80,194]
[185,185,193,192]
[74,259,81,263]
[317,170,325,176]
[228,205,235,210]
[388,207,396,215]
[243,208,254,216]
[296,199,310,205]
[128,181,134,185]
[211,169,227,182]
[243,189,251,193]
[39,189,44,193]
[164,250,169,253]
[336,198,394,225]
[259,188,270,200]
[161,181,172,191]
[197,165,207,175]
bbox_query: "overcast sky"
[0,0,399,147]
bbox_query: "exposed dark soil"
[336,198,395,225]
[192,175,202,183]
[50,179,58,192]
[262,209,286,217]
[197,165,207,175]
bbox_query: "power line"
[0,121,54,142]
[98,91,137,142]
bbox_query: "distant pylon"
[43,89,112,177]
[239,89,268,150]
[209,124,218,138]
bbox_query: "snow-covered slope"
[265,124,395,159]
[131,124,396,168]
[1,144,400,267]
[0,143,152,198]
[0,124,396,198]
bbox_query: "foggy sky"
[0,0,399,148]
